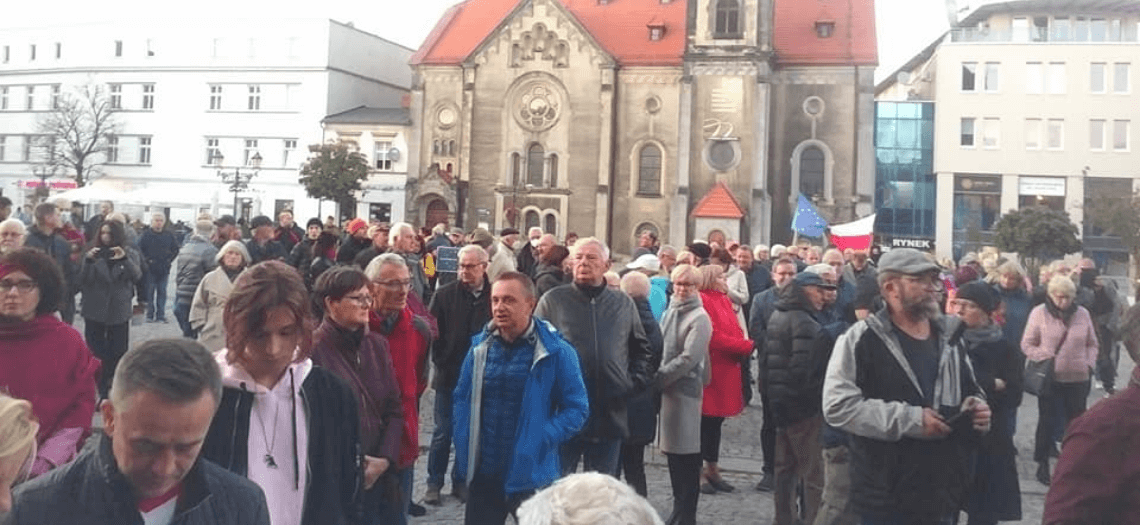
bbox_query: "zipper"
[591,297,599,422]
[229,388,243,471]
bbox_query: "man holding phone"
[822,248,990,525]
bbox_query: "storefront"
[952,174,1002,260]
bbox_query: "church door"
[426,199,449,228]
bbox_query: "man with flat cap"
[823,248,991,524]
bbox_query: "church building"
[407,0,877,256]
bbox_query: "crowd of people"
[0,196,1137,525]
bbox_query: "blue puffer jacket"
[453,317,589,495]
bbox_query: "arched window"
[799,146,826,199]
[544,213,557,234]
[511,152,522,185]
[527,143,544,186]
[637,144,662,195]
[432,140,440,155]
[548,153,558,187]
[525,210,540,230]
[447,140,456,157]
[714,0,741,38]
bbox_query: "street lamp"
[214,151,262,220]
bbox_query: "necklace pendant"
[264,453,278,469]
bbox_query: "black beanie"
[955,281,1001,314]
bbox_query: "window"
[1090,119,1106,150]
[524,210,540,230]
[544,213,556,235]
[1047,119,1064,149]
[247,85,260,110]
[1,86,9,110]
[1113,120,1129,151]
[960,118,976,147]
[107,136,119,163]
[961,62,977,91]
[2,46,8,63]
[50,84,59,109]
[799,146,826,197]
[984,62,1000,91]
[1025,62,1043,93]
[982,118,1000,148]
[108,84,121,109]
[447,140,455,157]
[29,44,35,61]
[1052,17,1071,41]
[283,139,296,166]
[526,143,544,186]
[205,138,220,164]
[1091,18,1108,42]
[0,136,5,161]
[1090,63,1107,93]
[714,0,741,38]
[138,136,152,164]
[209,85,222,110]
[1114,63,1130,93]
[510,152,521,185]
[374,141,393,171]
[1012,17,1030,41]
[637,145,662,195]
[243,139,258,165]
[1024,119,1042,150]
[54,42,61,59]
[1047,62,1066,94]
[548,153,558,187]
[114,40,122,57]
[25,85,34,110]
[23,135,32,161]
[815,21,835,38]
[146,39,155,57]
[142,84,154,109]
[1075,17,1090,41]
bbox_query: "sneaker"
[452,483,468,503]
[754,471,774,492]
[408,502,427,517]
[423,486,441,506]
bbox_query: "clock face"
[438,107,457,127]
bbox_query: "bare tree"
[35,84,121,187]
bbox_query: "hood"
[215,350,312,396]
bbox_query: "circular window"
[437,105,459,129]
[802,96,826,118]
[705,139,740,172]
[513,81,562,132]
[645,95,662,114]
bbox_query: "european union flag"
[792,194,828,237]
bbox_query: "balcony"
[950,27,1140,44]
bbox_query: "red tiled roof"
[412,0,686,67]
[691,181,745,219]
[773,0,878,66]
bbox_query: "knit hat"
[249,215,273,229]
[345,218,368,235]
[306,217,323,229]
[955,281,1000,313]
[470,228,494,248]
[953,265,979,286]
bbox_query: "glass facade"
[874,102,936,239]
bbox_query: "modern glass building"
[873,101,936,249]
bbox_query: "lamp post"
[213,152,262,220]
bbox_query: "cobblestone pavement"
[107,288,1127,524]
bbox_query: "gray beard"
[904,297,941,320]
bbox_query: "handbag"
[1024,326,1068,397]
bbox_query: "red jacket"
[1044,367,1140,524]
[700,290,754,418]
[369,307,429,470]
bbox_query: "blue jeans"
[173,302,196,338]
[427,388,460,489]
[560,437,622,476]
[144,269,169,320]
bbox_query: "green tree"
[1083,189,1140,278]
[298,142,370,219]
[36,84,121,187]
[993,206,1082,277]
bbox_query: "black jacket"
[24,228,76,289]
[534,263,566,298]
[534,283,655,439]
[289,237,316,271]
[201,367,362,525]
[9,433,269,525]
[353,245,387,270]
[427,276,492,392]
[139,227,180,275]
[627,297,664,443]
[763,283,834,426]
[336,237,371,264]
[962,326,1023,453]
[516,244,539,278]
[245,239,287,265]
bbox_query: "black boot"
[1036,460,1051,486]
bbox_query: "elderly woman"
[697,264,754,494]
[0,219,25,254]
[952,282,1023,525]
[311,266,403,524]
[0,248,99,478]
[1022,275,1098,486]
[190,240,251,352]
[79,219,141,398]
[0,394,40,515]
[201,261,362,525]
[617,272,664,498]
[654,264,711,525]
[994,261,1032,347]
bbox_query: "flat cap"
[793,271,837,290]
[878,248,939,275]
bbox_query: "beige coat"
[189,267,241,352]
[655,294,712,454]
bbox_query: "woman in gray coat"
[79,219,141,398]
[654,264,712,525]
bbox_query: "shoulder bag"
[1024,325,1068,397]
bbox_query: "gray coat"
[654,293,712,454]
[79,247,141,324]
[175,235,218,306]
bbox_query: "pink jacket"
[1020,304,1098,383]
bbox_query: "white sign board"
[1018,176,1066,197]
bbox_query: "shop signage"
[954,175,1000,193]
[885,237,934,250]
[1019,176,1065,196]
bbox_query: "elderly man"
[23,203,78,323]
[424,245,493,506]
[388,222,429,302]
[0,218,26,254]
[367,253,432,524]
[84,200,114,243]
[747,257,798,492]
[139,212,180,323]
[534,237,654,476]
[515,227,544,278]
[821,249,858,324]
[353,223,392,270]
[823,248,991,524]
[763,271,838,525]
[174,219,218,338]
[487,228,519,283]
[244,215,287,264]
[273,210,305,253]
[658,245,678,274]
[9,339,270,524]
[453,272,589,524]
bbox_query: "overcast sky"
[5,0,951,82]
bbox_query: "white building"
[878,1,1140,273]
[0,18,412,224]
[320,106,414,224]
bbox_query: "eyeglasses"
[343,294,373,307]
[0,231,23,239]
[459,263,485,270]
[673,280,698,288]
[373,279,412,290]
[0,279,37,293]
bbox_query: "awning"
[51,184,128,203]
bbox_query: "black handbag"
[1024,327,1067,397]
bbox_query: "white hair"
[194,220,215,237]
[619,271,650,299]
[516,472,664,525]
[805,263,836,279]
[0,218,27,235]
[387,222,415,246]
[754,244,769,260]
[457,244,489,264]
[364,252,408,280]
[770,244,787,257]
[528,226,543,237]
[571,236,610,261]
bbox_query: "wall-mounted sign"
[1019,176,1066,196]
[954,175,1001,193]
[885,237,935,250]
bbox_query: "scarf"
[661,293,704,338]
[961,322,1003,347]
[1045,297,1077,325]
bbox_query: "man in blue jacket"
[453,272,589,525]
[138,212,179,322]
